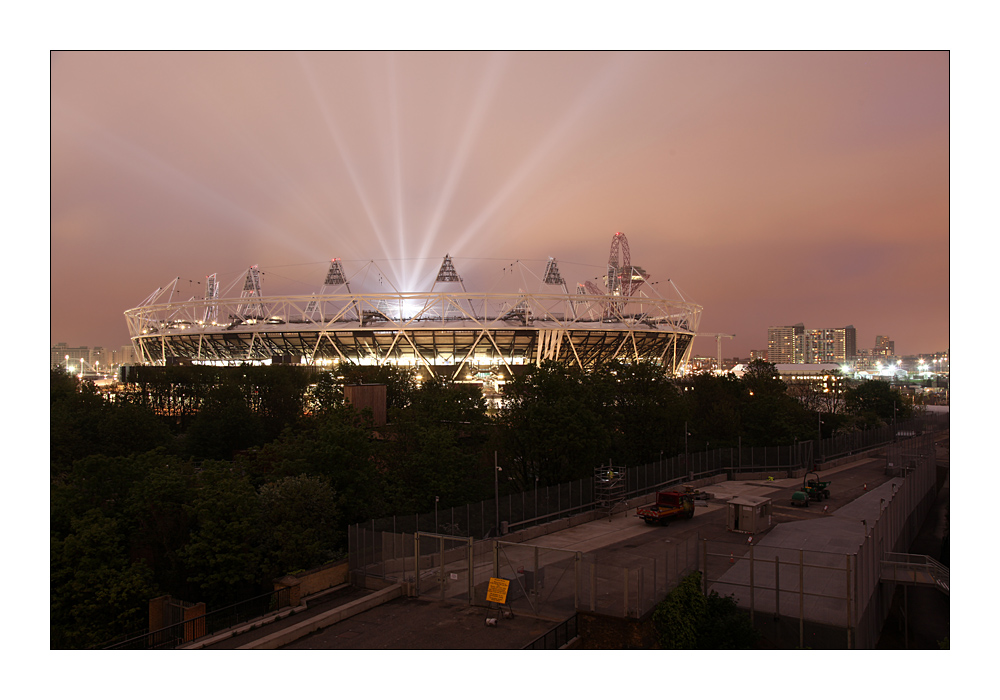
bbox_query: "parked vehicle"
[636,491,695,525]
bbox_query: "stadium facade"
[124,233,703,381]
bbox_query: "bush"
[653,571,759,649]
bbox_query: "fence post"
[638,565,645,618]
[533,546,540,614]
[845,553,852,649]
[439,535,446,600]
[574,552,581,610]
[468,537,475,605]
[702,539,708,597]
[590,563,596,612]
[623,567,629,618]
[799,549,804,648]
[775,555,780,620]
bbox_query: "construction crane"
[698,333,735,372]
[714,333,735,372]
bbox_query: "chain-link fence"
[701,433,940,649]
[349,428,943,645]
[352,419,925,545]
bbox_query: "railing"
[523,614,579,649]
[881,552,950,595]
[104,587,292,649]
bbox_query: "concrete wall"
[816,446,885,471]
[295,559,350,597]
[576,610,657,649]
[274,558,350,604]
[239,584,403,649]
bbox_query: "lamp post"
[684,421,688,467]
[435,495,439,534]
[534,475,539,519]
[494,451,501,537]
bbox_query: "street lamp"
[494,452,501,537]
[435,495,439,534]
[534,475,539,519]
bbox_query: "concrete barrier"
[237,583,403,649]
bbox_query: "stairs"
[881,553,949,595]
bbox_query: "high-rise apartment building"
[767,323,805,363]
[874,335,895,359]
[803,325,856,363]
[768,324,856,364]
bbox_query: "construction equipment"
[636,491,695,525]
[792,471,831,506]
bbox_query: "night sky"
[51,50,949,358]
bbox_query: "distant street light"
[435,495,439,534]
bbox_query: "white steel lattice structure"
[125,248,703,379]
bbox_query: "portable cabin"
[726,495,773,535]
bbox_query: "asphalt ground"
[280,596,555,650]
[200,584,378,649]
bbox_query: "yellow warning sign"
[486,577,510,604]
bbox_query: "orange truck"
[636,491,695,525]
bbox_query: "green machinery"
[791,471,831,507]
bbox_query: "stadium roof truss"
[125,288,701,378]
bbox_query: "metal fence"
[104,587,292,650]
[703,433,939,649]
[351,419,931,546]
[349,525,703,622]
[349,423,944,642]
[523,614,579,649]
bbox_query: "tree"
[181,380,264,460]
[178,462,263,605]
[741,358,787,398]
[50,509,157,649]
[600,361,687,466]
[257,474,341,581]
[681,372,744,448]
[123,460,196,595]
[242,403,385,537]
[382,378,492,512]
[498,362,610,487]
[844,379,912,428]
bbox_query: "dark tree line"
[50,359,910,648]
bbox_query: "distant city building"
[687,356,717,373]
[768,324,856,364]
[51,343,94,372]
[731,362,846,393]
[749,349,767,361]
[52,343,131,374]
[874,335,895,359]
[802,325,856,363]
[111,345,137,367]
[767,323,804,364]
[853,348,873,370]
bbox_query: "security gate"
[413,532,476,603]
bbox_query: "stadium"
[124,232,703,382]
